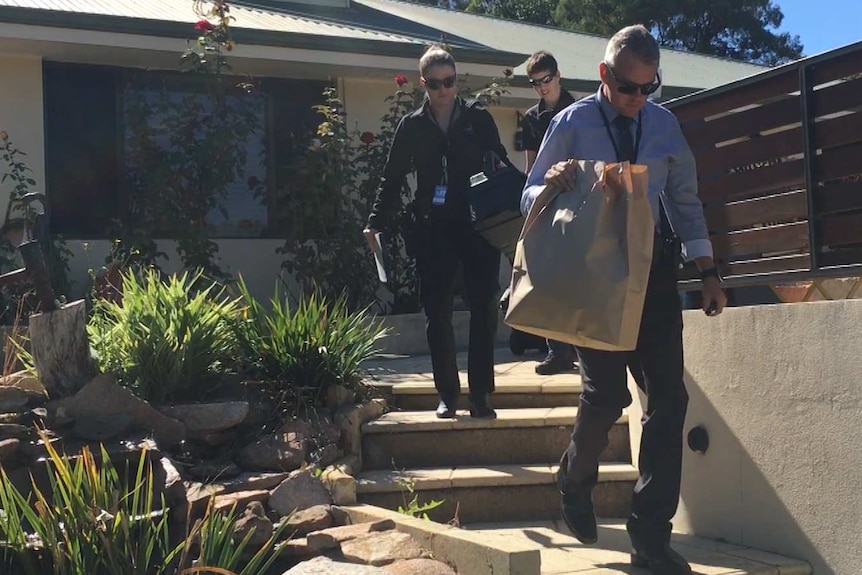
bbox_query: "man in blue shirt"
[523,25,726,575]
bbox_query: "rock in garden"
[160,401,249,433]
[213,489,269,514]
[219,471,290,494]
[188,462,241,481]
[189,429,236,447]
[185,481,226,515]
[0,438,21,460]
[334,399,386,458]
[0,384,45,412]
[0,412,27,425]
[49,373,185,446]
[72,412,133,441]
[233,501,273,548]
[310,443,343,468]
[235,432,307,472]
[0,424,31,440]
[283,504,333,537]
[278,420,314,445]
[155,457,187,509]
[341,531,429,566]
[282,556,389,574]
[326,384,356,411]
[269,469,332,517]
[306,519,396,552]
[384,559,457,575]
[0,371,47,396]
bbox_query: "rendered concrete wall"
[626,301,862,575]
[0,54,45,224]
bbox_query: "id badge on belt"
[433,155,448,206]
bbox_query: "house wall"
[5,69,524,308]
[627,301,862,575]
[0,54,45,223]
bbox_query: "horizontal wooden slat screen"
[704,192,807,231]
[667,41,862,284]
[672,69,798,123]
[817,179,862,215]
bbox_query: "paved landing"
[466,520,810,575]
[365,347,581,391]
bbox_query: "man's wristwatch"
[700,266,722,283]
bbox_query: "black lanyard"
[596,100,677,241]
[595,101,642,165]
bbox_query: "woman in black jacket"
[363,45,507,419]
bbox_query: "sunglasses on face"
[423,75,456,90]
[605,63,661,96]
[529,73,556,87]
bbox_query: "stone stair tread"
[356,462,638,494]
[363,407,627,433]
[462,520,812,575]
[389,379,581,395]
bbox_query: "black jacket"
[366,97,506,231]
[522,89,576,152]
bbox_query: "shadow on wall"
[677,370,828,573]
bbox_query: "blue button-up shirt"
[522,88,713,260]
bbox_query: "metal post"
[799,63,820,270]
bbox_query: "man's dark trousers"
[560,245,687,549]
[415,220,501,402]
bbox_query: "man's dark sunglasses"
[528,72,556,87]
[423,75,456,90]
[605,63,661,96]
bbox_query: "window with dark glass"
[44,62,325,239]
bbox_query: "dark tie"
[613,114,675,242]
[612,114,636,163]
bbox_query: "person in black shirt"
[522,51,579,376]
[363,46,507,419]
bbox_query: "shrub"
[87,268,240,405]
[233,277,387,418]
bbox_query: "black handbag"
[468,156,527,263]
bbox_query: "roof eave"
[0,5,526,68]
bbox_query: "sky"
[774,0,862,56]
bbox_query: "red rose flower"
[360,132,375,145]
[394,75,409,87]
[195,19,214,33]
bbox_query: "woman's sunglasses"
[529,73,556,87]
[423,75,457,90]
[604,63,662,96]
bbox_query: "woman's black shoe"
[435,398,457,419]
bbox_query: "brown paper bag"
[505,160,654,351]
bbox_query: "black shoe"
[556,467,597,544]
[535,352,576,375]
[630,544,692,575]
[468,395,497,419]
[435,398,457,419]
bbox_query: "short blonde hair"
[605,25,660,67]
[419,45,456,77]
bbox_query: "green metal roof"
[0,0,525,66]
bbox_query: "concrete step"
[356,462,638,524]
[390,379,582,410]
[464,520,813,575]
[362,408,629,469]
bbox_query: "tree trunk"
[29,299,95,399]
